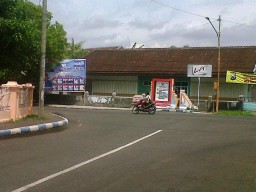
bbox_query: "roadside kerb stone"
[0,114,68,137]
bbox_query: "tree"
[0,0,67,85]
[46,21,67,70]
[170,45,177,49]
[65,39,90,59]
[0,0,39,80]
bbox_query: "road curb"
[0,114,68,137]
[49,104,131,110]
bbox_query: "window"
[173,82,188,96]
[143,81,151,86]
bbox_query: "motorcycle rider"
[132,91,156,114]
[141,92,151,108]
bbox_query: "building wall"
[221,83,248,100]
[87,75,251,100]
[190,77,249,100]
[138,76,152,94]
[90,76,138,96]
[190,78,215,99]
[138,76,191,96]
[252,85,256,102]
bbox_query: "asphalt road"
[1,107,256,192]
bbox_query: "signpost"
[187,64,212,107]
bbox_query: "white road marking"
[12,130,162,192]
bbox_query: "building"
[85,46,256,102]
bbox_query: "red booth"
[151,78,174,108]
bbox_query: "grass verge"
[215,110,254,117]
[8,114,48,123]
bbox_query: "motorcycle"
[132,101,156,115]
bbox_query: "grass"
[215,110,254,117]
[22,114,48,120]
[8,114,48,123]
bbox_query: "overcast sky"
[29,0,256,49]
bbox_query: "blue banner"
[45,59,86,92]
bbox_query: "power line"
[221,19,256,29]
[150,0,206,19]
[150,0,256,28]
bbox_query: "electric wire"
[150,0,256,28]
[150,0,207,19]
[139,0,256,47]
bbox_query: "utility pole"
[217,15,221,112]
[205,15,221,112]
[39,0,47,116]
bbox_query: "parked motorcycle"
[132,101,156,114]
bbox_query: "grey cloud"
[83,33,130,48]
[128,18,168,30]
[80,18,123,30]
[40,0,256,48]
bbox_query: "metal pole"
[38,0,47,115]
[216,15,221,112]
[197,77,200,106]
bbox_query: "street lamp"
[205,16,221,112]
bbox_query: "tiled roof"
[85,46,256,76]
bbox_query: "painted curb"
[0,114,68,137]
[176,109,194,113]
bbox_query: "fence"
[0,81,34,122]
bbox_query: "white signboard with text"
[187,64,212,106]
[187,64,212,77]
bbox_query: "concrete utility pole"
[39,0,47,115]
[206,15,221,112]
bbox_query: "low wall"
[45,93,256,112]
[243,102,256,111]
[0,81,34,122]
[45,94,133,108]
[86,95,133,108]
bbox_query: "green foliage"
[0,0,89,86]
[22,114,47,121]
[170,45,177,49]
[215,110,254,117]
[8,114,48,123]
[0,0,16,18]
[0,0,67,85]
[65,39,90,59]
[46,21,67,70]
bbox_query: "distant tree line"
[0,0,89,86]
[170,44,190,48]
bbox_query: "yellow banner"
[226,71,256,84]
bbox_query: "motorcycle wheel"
[148,106,156,114]
[132,106,139,114]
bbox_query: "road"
[1,107,256,192]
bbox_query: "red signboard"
[151,78,174,107]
